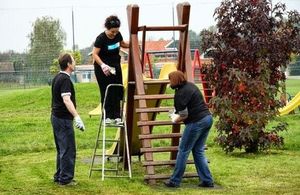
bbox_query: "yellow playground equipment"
[279,92,300,116]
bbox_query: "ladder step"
[137,120,183,127]
[104,175,131,178]
[136,107,173,113]
[144,172,198,180]
[140,146,178,153]
[134,94,174,100]
[138,24,188,32]
[139,133,182,140]
[142,159,194,166]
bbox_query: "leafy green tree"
[49,51,82,75]
[70,50,82,65]
[27,16,65,73]
[188,30,201,51]
[201,0,300,153]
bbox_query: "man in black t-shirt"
[51,53,85,186]
[92,15,129,124]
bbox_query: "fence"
[0,69,53,89]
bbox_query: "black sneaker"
[198,182,214,188]
[164,180,179,188]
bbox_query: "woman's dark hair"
[104,15,121,29]
[168,70,187,88]
[58,53,73,70]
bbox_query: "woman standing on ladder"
[92,15,129,124]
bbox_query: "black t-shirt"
[94,32,123,66]
[51,72,76,120]
[174,82,211,124]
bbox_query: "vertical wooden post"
[177,2,193,82]
[127,4,156,184]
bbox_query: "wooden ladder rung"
[139,133,182,140]
[140,146,178,153]
[134,94,174,100]
[138,25,188,32]
[144,172,198,180]
[136,107,173,113]
[142,159,194,166]
[137,120,183,127]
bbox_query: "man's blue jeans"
[170,114,214,186]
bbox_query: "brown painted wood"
[135,107,173,113]
[140,146,178,153]
[139,133,182,140]
[142,160,194,166]
[137,25,187,31]
[134,94,174,100]
[127,5,156,184]
[170,124,181,160]
[137,120,183,127]
[177,3,193,82]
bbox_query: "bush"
[200,0,300,153]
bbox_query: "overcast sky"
[0,0,299,53]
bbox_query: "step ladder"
[89,84,132,180]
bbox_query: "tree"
[189,30,201,51]
[200,0,300,153]
[27,16,66,82]
[49,50,82,75]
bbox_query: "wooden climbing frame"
[125,2,198,184]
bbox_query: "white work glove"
[171,113,180,123]
[101,63,111,76]
[74,115,85,131]
[110,67,116,75]
[168,109,176,117]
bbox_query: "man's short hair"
[58,53,73,70]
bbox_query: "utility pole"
[72,7,75,52]
[172,2,176,50]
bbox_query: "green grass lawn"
[0,80,299,194]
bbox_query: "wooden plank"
[129,25,155,184]
[140,146,178,153]
[144,172,198,180]
[127,4,139,34]
[135,107,173,113]
[137,25,187,32]
[177,2,193,82]
[137,120,183,126]
[142,159,194,166]
[170,124,181,160]
[134,94,174,100]
[139,133,182,140]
